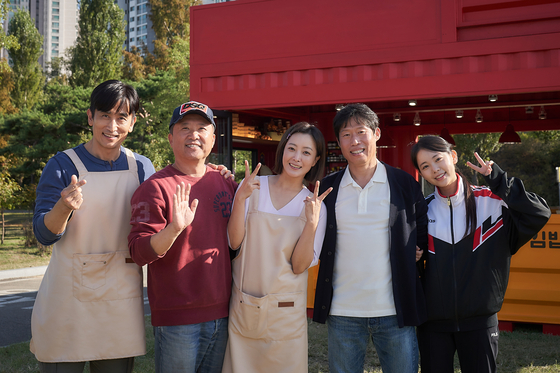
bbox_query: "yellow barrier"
[498,214,560,327]
[307,262,319,310]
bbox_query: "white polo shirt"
[330,162,396,317]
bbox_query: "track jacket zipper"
[447,196,460,331]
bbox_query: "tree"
[492,132,560,207]
[149,0,197,44]
[0,82,92,209]
[148,0,198,73]
[0,61,18,114]
[122,46,155,82]
[46,56,68,85]
[0,135,22,243]
[0,173,21,243]
[0,0,19,113]
[68,0,126,87]
[453,133,502,185]
[0,0,18,51]
[127,70,187,169]
[7,9,44,110]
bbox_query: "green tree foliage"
[7,9,44,110]
[68,0,126,87]
[46,56,69,85]
[0,0,18,51]
[149,0,196,43]
[0,83,92,206]
[448,131,560,207]
[122,46,155,82]
[147,0,197,75]
[0,0,19,113]
[453,133,502,185]
[127,70,188,169]
[492,132,560,207]
[0,174,21,243]
[0,61,18,114]
[0,135,22,242]
[166,36,190,89]
[232,150,253,183]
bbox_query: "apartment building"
[116,0,155,54]
[2,0,78,68]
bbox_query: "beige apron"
[30,148,146,362]
[222,186,309,373]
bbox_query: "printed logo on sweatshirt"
[213,191,233,218]
[472,214,503,252]
[131,201,150,222]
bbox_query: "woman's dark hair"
[333,103,379,140]
[273,122,326,183]
[411,135,477,239]
[89,80,140,118]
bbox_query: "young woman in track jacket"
[411,135,550,373]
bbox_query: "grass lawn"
[0,211,51,271]
[1,317,559,373]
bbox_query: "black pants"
[417,325,499,373]
[38,357,134,373]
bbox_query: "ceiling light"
[488,95,498,102]
[393,113,401,122]
[499,124,521,144]
[525,106,534,114]
[413,112,421,126]
[475,109,483,123]
[440,127,456,146]
[335,104,344,111]
[455,110,464,119]
[539,106,547,120]
[408,100,417,107]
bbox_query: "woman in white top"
[222,122,332,373]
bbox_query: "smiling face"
[280,132,319,180]
[168,113,216,164]
[337,117,380,170]
[416,148,459,196]
[86,103,136,161]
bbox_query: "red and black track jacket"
[421,164,550,332]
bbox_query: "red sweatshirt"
[128,165,237,326]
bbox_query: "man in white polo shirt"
[313,103,428,373]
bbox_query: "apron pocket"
[267,291,306,341]
[82,260,106,290]
[73,253,116,302]
[230,282,268,339]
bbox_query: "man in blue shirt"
[31,80,155,373]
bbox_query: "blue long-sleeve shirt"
[33,144,155,246]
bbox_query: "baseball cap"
[169,101,216,129]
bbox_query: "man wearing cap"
[128,101,237,373]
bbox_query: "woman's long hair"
[411,135,477,239]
